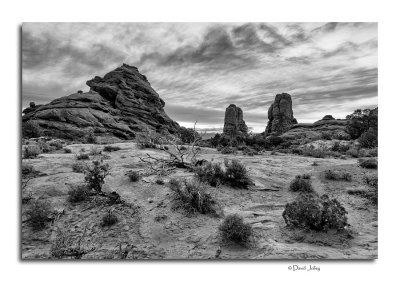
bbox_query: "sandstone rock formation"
[22,64,181,140]
[223,104,248,136]
[265,93,297,135]
[322,115,335,121]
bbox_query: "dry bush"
[194,162,225,187]
[25,199,52,230]
[358,128,377,148]
[49,140,63,150]
[219,214,253,245]
[301,145,327,158]
[346,148,359,158]
[289,175,314,193]
[224,159,253,189]
[72,161,87,173]
[64,147,72,153]
[155,178,164,185]
[101,210,119,227]
[220,146,237,155]
[283,193,348,231]
[23,145,41,159]
[169,179,220,216]
[89,146,102,156]
[84,160,110,193]
[84,129,97,144]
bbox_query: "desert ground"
[21,140,377,259]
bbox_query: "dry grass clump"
[289,175,314,193]
[25,199,52,230]
[89,146,102,155]
[169,179,220,216]
[283,193,348,231]
[219,214,253,245]
[101,210,119,227]
[194,162,225,187]
[128,171,140,182]
[324,170,352,181]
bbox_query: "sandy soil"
[21,142,377,259]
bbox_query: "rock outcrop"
[22,64,181,140]
[265,93,297,135]
[223,104,248,136]
[322,115,335,121]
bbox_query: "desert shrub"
[25,199,52,230]
[358,128,377,148]
[49,140,63,150]
[37,141,54,153]
[291,147,303,155]
[84,160,110,193]
[155,178,164,185]
[64,147,72,153]
[220,146,236,154]
[324,170,352,181]
[23,145,41,159]
[50,228,97,259]
[170,179,220,216]
[103,145,121,152]
[75,153,90,160]
[283,193,348,231]
[224,159,252,189]
[301,145,327,158]
[359,158,378,169]
[22,120,42,138]
[219,214,252,244]
[243,146,258,156]
[89,146,102,156]
[85,129,97,144]
[311,161,318,166]
[101,211,118,227]
[68,185,90,203]
[128,171,140,182]
[194,162,225,187]
[289,175,314,193]
[72,161,87,173]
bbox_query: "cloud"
[22,22,378,133]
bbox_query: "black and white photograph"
[21,22,378,260]
[3,0,400,279]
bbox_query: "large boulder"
[223,104,248,136]
[265,93,297,135]
[22,64,181,140]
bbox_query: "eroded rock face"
[22,64,181,140]
[223,104,248,136]
[265,93,297,135]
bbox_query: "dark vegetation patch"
[103,145,121,152]
[283,193,348,231]
[219,214,253,245]
[324,170,352,181]
[289,175,314,193]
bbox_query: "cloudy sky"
[22,22,377,133]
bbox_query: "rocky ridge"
[22,64,181,140]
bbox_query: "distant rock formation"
[22,64,181,140]
[223,104,248,136]
[265,93,297,135]
[322,115,335,121]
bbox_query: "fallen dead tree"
[137,122,205,175]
